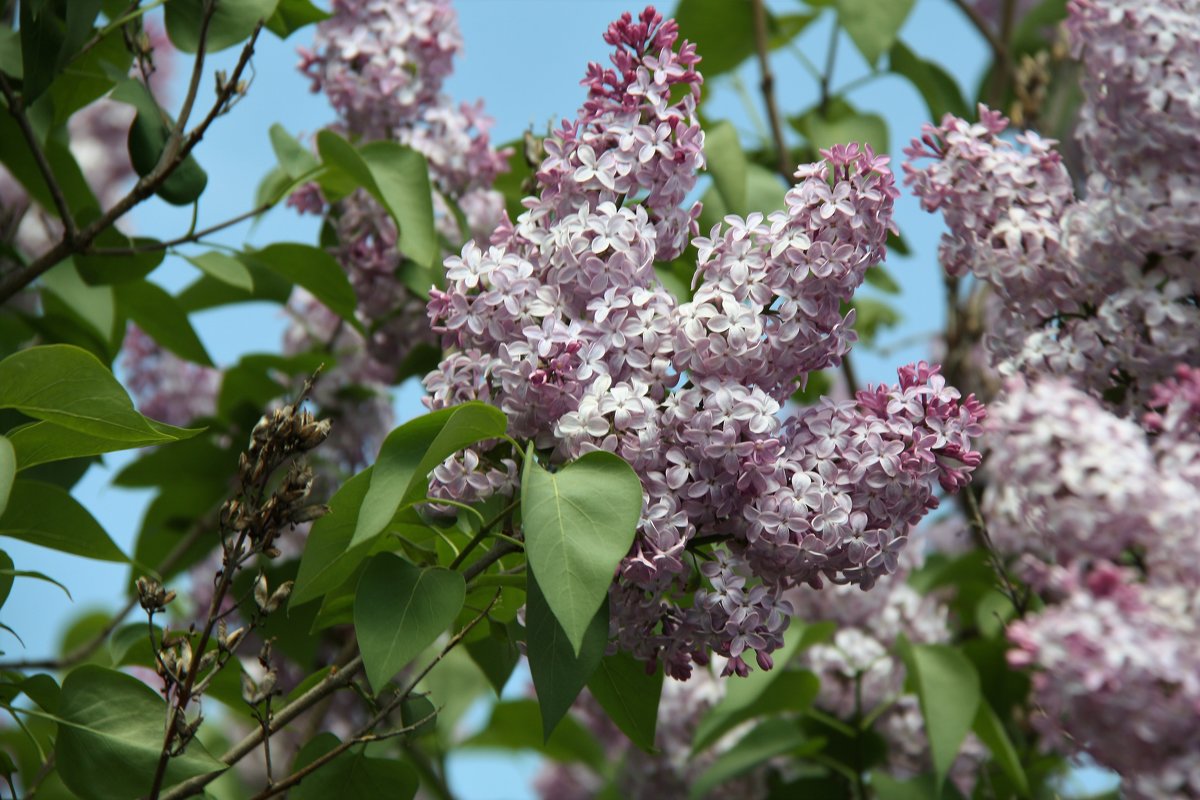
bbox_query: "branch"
[750,0,791,179]
[963,485,1027,617]
[0,74,77,240]
[0,12,263,303]
[949,0,1016,103]
[462,539,522,583]
[88,202,273,256]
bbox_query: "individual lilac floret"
[1008,561,1200,800]
[424,6,984,680]
[122,324,220,427]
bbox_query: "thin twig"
[949,0,1016,102]
[750,0,791,179]
[88,202,273,256]
[0,74,77,240]
[963,486,1027,617]
[0,518,212,671]
[448,499,518,570]
[241,594,498,800]
[462,539,522,583]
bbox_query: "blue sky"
[3,2,991,796]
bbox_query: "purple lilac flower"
[122,324,220,427]
[425,7,984,680]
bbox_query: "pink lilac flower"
[122,324,220,427]
[425,7,984,680]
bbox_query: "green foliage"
[111,78,209,206]
[316,131,438,268]
[353,553,466,693]
[692,622,832,752]
[835,0,916,66]
[705,119,749,214]
[525,571,608,739]
[674,0,815,77]
[242,243,363,334]
[521,445,642,654]
[266,0,331,39]
[464,699,607,769]
[164,0,281,53]
[0,479,125,561]
[899,640,982,795]
[691,719,823,800]
[53,665,226,799]
[184,252,254,293]
[0,436,13,517]
[0,345,199,445]
[889,41,970,122]
[792,97,889,157]
[586,652,664,752]
[465,621,522,696]
[114,280,213,366]
[290,734,418,799]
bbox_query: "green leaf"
[110,78,208,206]
[41,261,116,346]
[115,280,213,366]
[290,736,418,800]
[177,260,293,312]
[465,622,521,696]
[268,123,319,180]
[792,97,890,157]
[0,549,12,609]
[674,0,756,77]
[185,252,254,293]
[872,772,967,800]
[0,479,126,561]
[265,0,330,39]
[864,265,901,294]
[55,665,226,799]
[463,699,606,769]
[353,553,465,693]
[899,641,981,795]
[0,436,13,518]
[521,446,641,655]
[75,229,165,286]
[164,0,280,53]
[359,141,438,269]
[695,670,820,756]
[0,25,22,79]
[317,131,438,267]
[690,718,822,800]
[0,566,73,600]
[241,243,362,334]
[586,652,663,752]
[526,571,608,740]
[972,701,1029,796]
[291,467,373,606]
[889,41,970,122]
[692,622,831,752]
[0,345,183,443]
[705,120,748,215]
[20,1,104,102]
[7,418,200,471]
[835,0,916,66]
[352,403,507,551]
[852,296,901,346]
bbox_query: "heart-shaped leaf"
[521,445,641,654]
[354,553,465,693]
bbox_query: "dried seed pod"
[254,574,270,611]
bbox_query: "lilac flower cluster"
[424,7,984,679]
[904,2,1200,409]
[122,325,220,427]
[907,1,1200,792]
[284,0,510,476]
[1008,563,1200,800]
